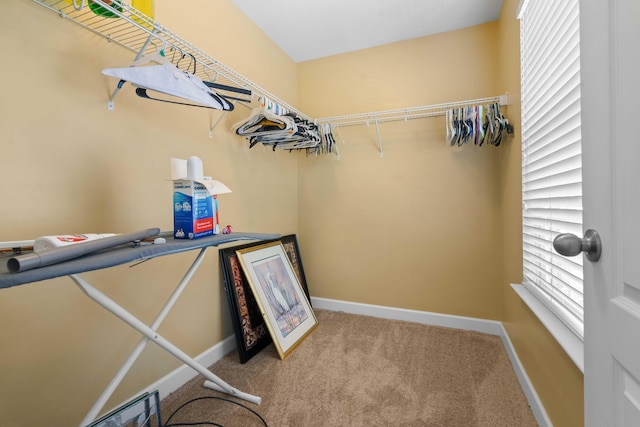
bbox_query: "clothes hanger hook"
[72,0,86,11]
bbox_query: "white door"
[580,0,640,425]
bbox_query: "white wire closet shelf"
[31,0,509,155]
[315,94,508,128]
[315,94,508,158]
[31,0,312,121]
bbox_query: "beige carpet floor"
[160,309,538,426]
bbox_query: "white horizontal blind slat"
[524,195,582,211]
[522,240,583,285]
[520,0,583,339]
[522,268,583,319]
[524,136,581,171]
[522,181,582,202]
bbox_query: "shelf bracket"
[107,80,126,111]
[209,111,229,138]
[107,32,158,111]
[373,113,384,158]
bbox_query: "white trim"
[103,335,236,417]
[497,322,554,427]
[310,297,503,335]
[310,296,552,427]
[511,283,584,372]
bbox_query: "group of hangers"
[231,98,322,152]
[107,46,513,154]
[445,103,512,147]
[313,123,338,156]
[102,44,253,111]
[105,44,336,155]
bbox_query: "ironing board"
[0,232,279,427]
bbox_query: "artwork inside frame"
[236,241,318,360]
[219,235,312,363]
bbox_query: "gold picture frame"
[236,240,318,359]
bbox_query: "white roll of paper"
[187,156,203,180]
[7,228,160,273]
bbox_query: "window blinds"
[519,0,584,338]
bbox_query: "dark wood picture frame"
[219,235,311,363]
[280,234,311,304]
[220,239,274,363]
[236,241,317,359]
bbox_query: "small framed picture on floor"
[236,240,318,359]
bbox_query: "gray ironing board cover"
[0,232,280,289]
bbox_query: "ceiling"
[231,0,504,63]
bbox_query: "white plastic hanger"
[102,55,233,110]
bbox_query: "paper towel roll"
[187,156,203,180]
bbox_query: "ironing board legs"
[74,248,209,426]
[71,253,261,427]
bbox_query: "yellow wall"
[296,1,584,425]
[496,1,585,426]
[0,1,298,425]
[297,23,503,320]
[1,0,584,426]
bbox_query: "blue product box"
[173,179,218,239]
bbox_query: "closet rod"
[31,0,312,121]
[316,94,508,128]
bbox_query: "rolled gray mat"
[7,228,160,273]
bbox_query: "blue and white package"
[173,180,215,239]
[170,157,231,240]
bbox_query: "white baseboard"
[310,296,504,335]
[118,297,550,427]
[310,296,552,427]
[105,334,237,418]
[147,334,238,399]
[497,323,553,427]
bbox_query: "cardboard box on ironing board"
[172,158,231,240]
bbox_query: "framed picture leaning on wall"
[236,241,318,360]
[220,236,312,363]
[219,240,275,363]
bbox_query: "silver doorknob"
[553,229,602,262]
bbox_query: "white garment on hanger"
[102,61,231,110]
